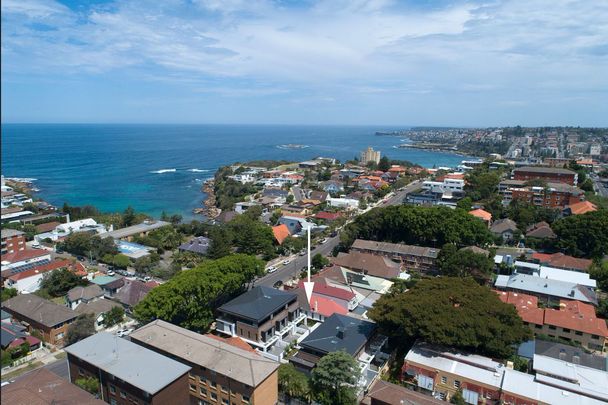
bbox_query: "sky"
[1,0,607,126]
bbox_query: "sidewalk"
[1,348,65,381]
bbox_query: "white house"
[35,218,109,242]
[328,197,359,210]
[1,249,51,272]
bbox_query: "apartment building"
[494,273,597,306]
[360,146,381,164]
[497,291,607,353]
[500,181,585,209]
[1,229,25,255]
[215,286,306,355]
[350,239,439,272]
[513,166,578,185]
[65,332,191,405]
[131,320,279,405]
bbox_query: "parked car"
[144,276,152,282]
[330,231,337,237]
[107,270,115,276]
[273,280,283,289]
[31,242,41,249]
[266,266,278,273]
[299,250,306,256]
[116,328,133,337]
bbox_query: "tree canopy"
[278,364,310,402]
[552,211,608,258]
[341,205,493,248]
[368,277,531,358]
[40,268,88,297]
[437,244,494,283]
[66,314,95,346]
[311,351,360,405]
[133,254,264,331]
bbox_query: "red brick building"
[513,166,577,185]
[1,229,26,255]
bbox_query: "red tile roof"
[567,201,598,215]
[308,294,348,318]
[272,224,291,245]
[544,300,608,338]
[206,334,258,354]
[8,335,41,348]
[314,212,342,221]
[7,259,73,281]
[532,252,592,272]
[1,249,49,264]
[297,279,355,301]
[496,291,544,325]
[469,208,492,222]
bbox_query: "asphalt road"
[2,358,69,384]
[380,179,423,206]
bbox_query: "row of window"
[188,375,250,403]
[190,384,249,404]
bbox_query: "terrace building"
[131,320,279,405]
[65,332,191,405]
[350,239,439,273]
[100,220,171,241]
[215,286,306,358]
[332,251,402,280]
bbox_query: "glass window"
[211,392,218,401]
[210,381,217,389]
[221,386,228,393]
[454,380,461,389]
[78,368,84,376]
[441,376,447,384]
[120,391,127,399]
[575,331,583,336]
[439,392,446,400]
[200,388,207,397]
[190,384,196,391]
[562,328,571,333]
[222,399,229,405]
[548,325,556,330]
[242,396,250,403]
[110,385,116,394]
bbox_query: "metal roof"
[64,332,191,395]
[351,239,439,259]
[299,313,376,356]
[494,273,597,305]
[218,286,297,322]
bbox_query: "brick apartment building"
[1,229,26,255]
[131,320,279,405]
[350,239,439,272]
[513,166,578,185]
[65,332,191,405]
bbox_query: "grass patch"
[1,361,44,381]
[55,352,67,360]
[50,297,66,305]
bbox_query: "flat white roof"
[533,355,608,400]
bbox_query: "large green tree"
[437,244,494,283]
[368,277,531,358]
[341,205,493,248]
[278,364,310,402]
[553,211,608,258]
[102,306,125,328]
[133,255,264,331]
[65,314,95,346]
[311,351,360,405]
[229,215,275,257]
[40,268,88,297]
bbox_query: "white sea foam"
[187,168,209,172]
[150,169,177,174]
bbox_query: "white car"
[320,238,328,244]
[107,270,115,276]
[266,266,278,273]
[282,259,291,265]
[116,328,133,337]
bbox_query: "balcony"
[215,318,236,336]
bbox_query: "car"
[266,266,278,273]
[273,280,283,289]
[282,259,291,265]
[107,270,115,276]
[55,248,64,254]
[31,242,41,249]
[330,231,337,237]
[144,276,152,282]
[116,328,134,337]
[320,238,328,244]
[299,250,306,256]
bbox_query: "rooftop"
[64,332,191,395]
[364,380,444,405]
[351,239,439,259]
[1,228,25,238]
[534,340,607,371]
[531,252,592,272]
[469,208,492,222]
[67,284,104,303]
[75,299,123,319]
[100,220,170,239]
[89,275,120,286]
[1,249,49,265]
[218,286,297,322]
[1,367,105,405]
[272,224,291,245]
[299,313,376,356]
[515,166,576,175]
[567,201,598,215]
[494,273,597,305]
[112,279,153,307]
[178,236,210,254]
[544,300,608,338]
[333,251,401,279]
[130,320,278,387]
[2,294,77,328]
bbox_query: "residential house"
[65,332,191,405]
[262,188,288,200]
[322,180,344,194]
[327,197,359,210]
[350,239,439,273]
[90,275,124,295]
[0,249,51,273]
[272,224,290,245]
[1,229,25,255]
[235,201,260,215]
[295,287,348,322]
[498,291,607,353]
[362,380,444,405]
[34,218,108,242]
[35,221,61,234]
[1,320,30,349]
[290,313,387,389]
[75,299,124,331]
[531,252,593,273]
[2,294,78,346]
[178,236,210,256]
[525,222,556,239]
[494,273,597,306]
[513,261,596,289]
[490,218,518,242]
[332,251,402,280]
[309,190,328,202]
[111,279,153,312]
[294,278,358,316]
[563,200,598,216]
[513,166,578,185]
[500,181,585,209]
[66,284,105,309]
[278,216,317,236]
[532,340,607,371]
[314,265,393,295]
[1,368,106,404]
[215,286,306,356]
[131,319,280,405]
[468,209,492,226]
[313,211,343,222]
[3,259,79,293]
[100,220,171,241]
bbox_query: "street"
[2,357,69,384]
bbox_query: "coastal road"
[380,179,423,206]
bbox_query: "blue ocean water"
[1,124,470,219]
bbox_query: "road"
[591,174,608,198]
[2,358,69,384]
[380,179,423,206]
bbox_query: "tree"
[22,224,37,241]
[229,215,275,257]
[122,206,136,227]
[312,253,329,270]
[596,298,608,319]
[1,288,17,301]
[207,227,234,259]
[75,376,100,395]
[134,256,154,274]
[358,198,368,210]
[589,260,608,291]
[19,342,30,357]
[437,244,494,283]
[90,236,119,260]
[580,179,594,192]
[311,351,360,405]
[456,197,472,211]
[134,255,264,331]
[553,211,608,258]
[450,390,467,405]
[378,156,391,172]
[465,169,501,201]
[112,254,131,269]
[278,363,310,402]
[102,306,124,328]
[66,314,95,346]
[286,194,295,204]
[368,277,531,358]
[40,268,88,297]
[60,232,93,257]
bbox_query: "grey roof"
[218,286,297,322]
[351,239,440,259]
[534,340,607,371]
[2,294,78,328]
[1,229,25,238]
[1,309,10,320]
[100,220,170,239]
[75,299,122,318]
[494,273,597,305]
[130,320,279,387]
[515,166,576,175]
[299,313,376,356]
[1,321,27,347]
[178,236,210,255]
[112,280,152,307]
[263,188,288,198]
[333,251,401,279]
[64,332,191,395]
[67,284,104,303]
[490,218,518,234]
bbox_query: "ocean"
[1,124,470,219]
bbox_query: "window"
[548,325,556,330]
[242,395,250,404]
[210,381,217,389]
[485,392,492,399]
[200,388,207,397]
[109,385,116,394]
[190,373,196,380]
[575,331,583,336]
[190,384,197,391]
[56,332,64,339]
[221,386,228,393]
[562,328,571,333]
[592,335,600,340]
[535,324,542,329]
[454,380,461,389]
[110,399,117,405]
[439,392,447,400]
[78,368,84,376]
[441,376,447,384]
[222,399,229,405]
[120,391,127,399]
[211,392,218,401]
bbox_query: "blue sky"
[2,0,607,126]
